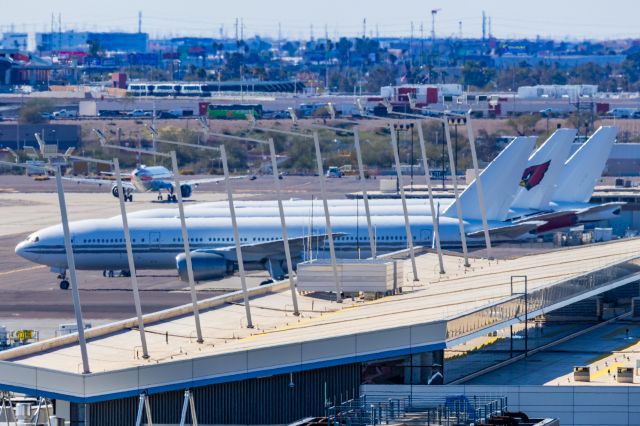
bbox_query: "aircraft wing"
[181,175,247,187]
[513,210,574,223]
[467,221,545,239]
[62,176,136,191]
[201,233,346,263]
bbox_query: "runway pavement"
[0,174,376,335]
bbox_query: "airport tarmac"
[0,174,577,339]
[0,174,377,335]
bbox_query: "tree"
[462,61,495,89]
[18,99,54,124]
[366,65,397,92]
[506,114,541,136]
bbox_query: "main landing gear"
[102,269,131,278]
[158,193,177,202]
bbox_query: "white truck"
[52,109,78,119]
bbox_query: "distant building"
[494,54,626,69]
[35,31,148,53]
[0,124,80,151]
[1,33,28,51]
[517,84,598,99]
[0,50,54,87]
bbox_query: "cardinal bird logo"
[520,160,551,190]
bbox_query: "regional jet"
[65,164,235,202]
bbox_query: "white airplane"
[127,127,621,232]
[17,137,543,289]
[65,164,233,202]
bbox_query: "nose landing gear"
[57,271,70,290]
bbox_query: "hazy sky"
[3,0,639,40]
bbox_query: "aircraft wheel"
[126,194,133,202]
[59,280,70,290]
[108,270,115,278]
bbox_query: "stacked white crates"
[296,259,404,295]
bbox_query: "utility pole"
[430,9,440,44]
[420,22,424,65]
[58,13,62,52]
[310,23,314,41]
[235,18,239,43]
[138,11,142,34]
[482,11,486,41]
[458,21,462,39]
[362,18,366,39]
[409,21,414,67]
[240,17,244,41]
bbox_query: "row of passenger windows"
[337,235,416,241]
[81,238,145,244]
[78,235,419,245]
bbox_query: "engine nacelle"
[176,251,233,282]
[180,184,193,198]
[111,185,120,198]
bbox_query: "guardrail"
[326,394,508,425]
[446,257,640,340]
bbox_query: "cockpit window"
[27,235,39,243]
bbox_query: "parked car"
[127,109,152,117]
[52,109,78,119]
[326,166,343,178]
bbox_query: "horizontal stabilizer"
[575,202,625,222]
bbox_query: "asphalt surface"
[0,174,378,337]
[0,174,550,338]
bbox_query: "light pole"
[310,104,376,259]
[255,111,343,303]
[153,133,255,329]
[94,130,207,340]
[355,99,445,273]
[198,117,301,316]
[0,160,91,374]
[63,151,150,358]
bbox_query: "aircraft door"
[149,232,161,249]
[420,229,432,244]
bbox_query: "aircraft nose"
[15,241,37,262]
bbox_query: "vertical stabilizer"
[443,136,536,221]
[553,126,617,203]
[511,128,576,210]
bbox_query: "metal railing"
[446,257,640,340]
[326,394,507,426]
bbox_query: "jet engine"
[176,251,233,282]
[180,184,193,198]
[111,185,120,198]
